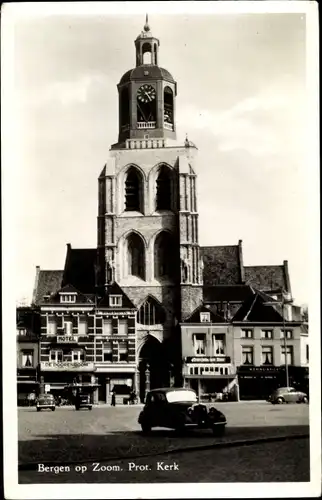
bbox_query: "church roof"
[244,264,290,294]
[119,65,175,85]
[203,285,254,303]
[62,246,97,294]
[201,244,243,286]
[32,270,64,305]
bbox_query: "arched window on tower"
[125,167,142,212]
[120,87,130,131]
[154,231,175,279]
[156,165,172,211]
[127,233,145,279]
[137,296,166,325]
[164,86,174,129]
[142,42,152,64]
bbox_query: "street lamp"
[264,289,291,388]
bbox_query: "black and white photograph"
[2,1,320,498]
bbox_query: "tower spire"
[144,13,150,32]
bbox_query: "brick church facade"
[21,18,307,404]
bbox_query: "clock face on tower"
[137,84,156,103]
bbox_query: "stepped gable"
[62,245,97,294]
[97,282,136,310]
[232,292,284,323]
[32,270,64,305]
[201,244,242,286]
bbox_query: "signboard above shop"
[185,356,231,364]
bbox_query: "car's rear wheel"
[212,424,225,437]
[276,397,284,404]
[52,407,55,411]
[88,406,92,410]
[302,396,309,404]
[141,422,151,434]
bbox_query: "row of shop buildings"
[17,264,309,404]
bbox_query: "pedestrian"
[111,389,116,407]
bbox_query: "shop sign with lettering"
[185,356,230,364]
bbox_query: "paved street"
[18,402,309,483]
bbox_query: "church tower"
[97,17,203,393]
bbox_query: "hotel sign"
[185,356,231,364]
[41,361,95,372]
[56,335,77,343]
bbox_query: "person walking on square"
[111,389,116,407]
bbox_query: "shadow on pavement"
[19,424,309,469]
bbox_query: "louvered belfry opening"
[137,297,165,325]
[156,166,171,210]
[127,233,145,279]
[125,167,141,211]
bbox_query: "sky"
[4,3,317,306]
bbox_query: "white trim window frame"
[109,295,122,307]
[193,334,206,356]
[118,319,128,335]
[78,317,88,336]
[47,317,57,336]
[200,312,210,323]
[261,330,273,339]
[63,319,73,336]
[21,350,34,367]
[50,350,63,362]
[103,342,112,362]
[241,329,253,339]
[102,318,112,336]
[280,329,293,340]
[60,293,77,304]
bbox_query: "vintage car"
[36,394,56,412]
[267,387,309,404]
[138,388,227,435]
[75,393,92,411]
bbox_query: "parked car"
[36,394,56,412]
[75,393,92,411]
[138,387,227,435]
[267,387,309,404]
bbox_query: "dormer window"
[60,293,76,304]
[109,295,122,307]
[200,312,210,323]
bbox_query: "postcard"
[2,1,320,498]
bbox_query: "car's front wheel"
[212,424,225,437]
[51,407,55,411]
[302,396,309,404]
[141,422,151,434]
[88,406,92,410]
[276,397,284,404]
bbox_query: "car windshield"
[39,395,53,401]
[166,390,197,403]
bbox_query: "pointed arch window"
[127,233,145,279]
[156,166,172,211]
[154,231,174,279]
[125,167,142,212]
[164,86,174,128]
[137,297,166,325]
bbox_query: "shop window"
[193,334,206,355]
[21,350,33,367]
[103,342,112,362]
[137,296,165,325]
[261,330,273,339]
[200,312,210,323]
[118,342,128,362]
[50,350,63,362]
[213,334,225,355]
[118,319,128,335]
[261,346,273,365]
[241,329,253,339]
[280,330,293,340]
[281,346,293,365]
[242,346,254,365]
[103,319,112,335]
[47,318,57,336]
[60,293,76,303]
[109,295,122,307]
[78,318,87,336]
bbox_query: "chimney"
[31,266,40,305]
[238,240,245,284]
[283,260,292,297]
